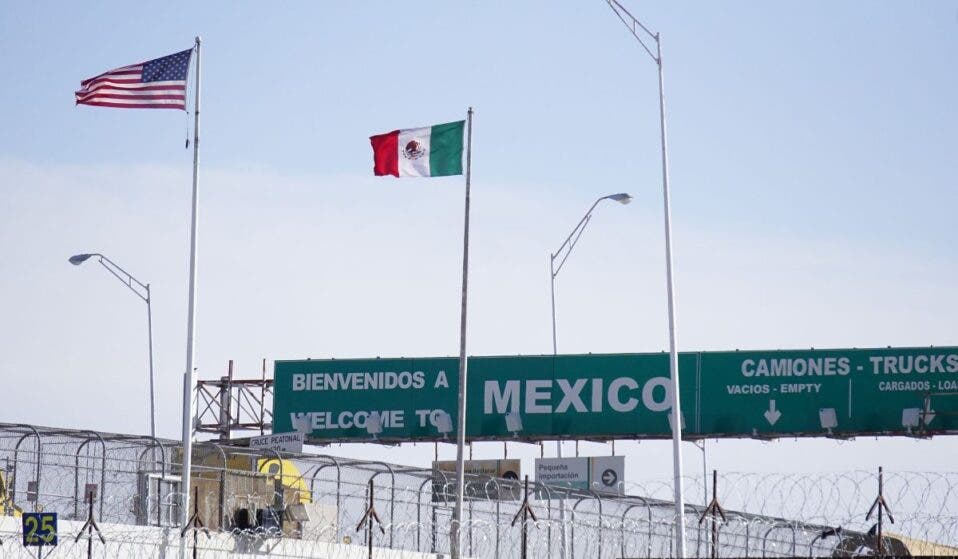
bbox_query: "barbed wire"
[0,424,955,557]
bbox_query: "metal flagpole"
[603,1,687,555]
[450,107,473,559]
[179,35,202,544]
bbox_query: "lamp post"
[604,1,688,555]
[549,192,631,559]
[69,253,156,438]
[551,193,633,359]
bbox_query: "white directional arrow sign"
[601,469,618,487]
[764,400,782,426]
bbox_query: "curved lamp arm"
[69,252,149,302]
[551,193,632,277]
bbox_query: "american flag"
[75,48,193,110]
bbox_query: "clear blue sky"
[1,2,956,479]
[4,1,956,247]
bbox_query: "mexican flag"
[370,120,465,178]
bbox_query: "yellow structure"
[257,458,312,504]
[171,446,313,533]
[888,532,958,556]
[0,471,22,517]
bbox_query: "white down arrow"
[764,400,782,426]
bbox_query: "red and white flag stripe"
[75,50,191,110]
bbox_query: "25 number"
[24,513,56,544]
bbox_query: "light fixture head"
[606,193,633,205]
[819,408,838,430]
[292,415,313,435]
[69,253,95,266]
[901,408,921,429]
[667,410,685,431]
[504,412,523,434]
[433,411,453,435]
[285,503,311,523]
[366,413,383,436]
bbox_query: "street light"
[603,1,689,555]
[69,254,94,265]
[69,252,156,438]
[550,192,632,357]
[548,192,631,559]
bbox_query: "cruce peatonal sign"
[272,346,958,443]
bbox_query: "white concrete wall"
[0,516,447,559]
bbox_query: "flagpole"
[450,106,473,559]
[179,35,201,541]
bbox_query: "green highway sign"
[273,346,958,442]
[467,352,697,439]
[275,357,460,440]
[273,353,694,441]
[698,347,958,436]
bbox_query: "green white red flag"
[370,120,465,177]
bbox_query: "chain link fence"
[0,423,955,557]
